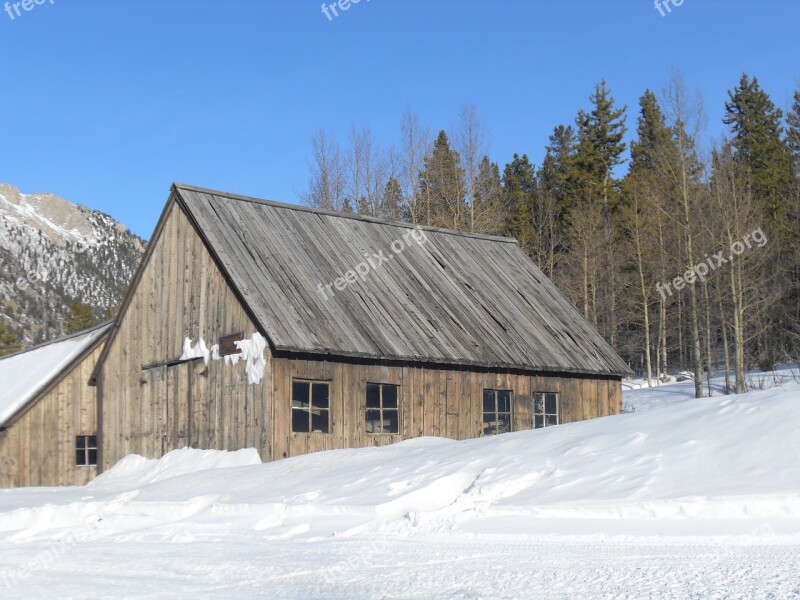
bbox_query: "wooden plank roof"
[174,184,631,377]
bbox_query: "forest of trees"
[302,73,800,397]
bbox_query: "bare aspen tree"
[662,74,706,398]
[710,145,772,393]
[303,129,347,211]
[400,109,430,224]
[348,127,388,217]
[456,104,489,233]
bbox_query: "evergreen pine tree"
[417,131,466,229]
[539,125,577,216]
[501,154,537,252]
[573,80,627,208]
[380,176,404,222]
[629,90,674,175]
[0,323,21,356]
[560,81,627,333]
[723,74,793,218]
[724,74,796,363]
[64,301,97,334]
[788,90,800,175]
[472,156,505,235]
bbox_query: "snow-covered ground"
[1,371,798,598]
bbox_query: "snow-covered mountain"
[0,183,145,345]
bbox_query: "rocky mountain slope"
[0,184,145,346]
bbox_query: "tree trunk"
[702,278,714,397]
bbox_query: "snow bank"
[1,379,798,598]
[89,448,262,490]
[0,378,798,543]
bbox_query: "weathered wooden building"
[0,323,110,487]
[90,184,631,473]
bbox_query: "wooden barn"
[90,184,631,474]
[0,323,110,487]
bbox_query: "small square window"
[483,389,512,436]
[292,380,330,433]
[218,332,245,357]
[533,393,559,429]
[365,383,400,434]
[76,435,97,467]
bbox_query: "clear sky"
[1,0,798,238]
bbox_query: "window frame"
[291,379,331,434]
[75,435,98,467]
[482,389,513,436]
[365,382,400,435]
[532,392,560,429]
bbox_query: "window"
[292,380,330,433]
[366,383,399,434]
[533,392,559,429]
[483,389,512,436]
[218,332,245,356]
[76,435,98,467]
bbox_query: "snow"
[179,333,268,384]
[235,333,268,384]
[0,325,110,427]
[179,336,210,364]
[0,371,798,597]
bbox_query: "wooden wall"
[98,199,270,471]
[0,341,104,488]
[97,199,622,473]
[271,357,622,460]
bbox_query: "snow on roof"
[0,323,110,427]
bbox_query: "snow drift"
[1,378,798,542]
[1,375,798,599]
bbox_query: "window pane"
[88,435,98,449]
[366,383,381,409]
[545,414,558,427]
[533,394,544,415]
[498,391,511,413]
[365,409,381,433]
[311,410,329,433]
[87,449,98,466]
[293,381,309,407]
[76,450,85,466]
[497,412,511,434]
[312,383,329,409]
[382,385,398,408]
[545,393,558,415]
[385,410,399,434]
[76,436,86,450]
[483,389,495,413]
[292,408,310,433]
[534,415,544,429]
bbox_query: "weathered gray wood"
[174,184,630,376]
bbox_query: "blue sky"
[1,0,798,238]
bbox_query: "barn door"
[148,362,193,456]
[166,362,191,451]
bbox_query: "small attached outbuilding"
[0,323,110,487]
[91,184,631,474]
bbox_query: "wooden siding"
[98,201,270,471]
[271,356,622,460]
[0,341,103,488]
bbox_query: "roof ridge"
[172,183,519,244]
[0,320,112,362]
